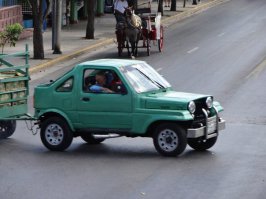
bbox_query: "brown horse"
[116,21,126,57]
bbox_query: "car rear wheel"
[153,123,187,157]
[187,136,217,151]
[80,133,105,144]
[40,117,73,151]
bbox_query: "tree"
[86,0,95,39]
[183,0,186,8]
[170,0,176,11]
[192,0,199,5]
[158,0,164,16]
[28,0,50,59]
[52,0,62,54]
[0,23,23,54]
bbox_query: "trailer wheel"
[80,133,105,144]
[0,120,16,139]
[188,136,218,151]
[153,123,187,157]
[40,117,73,151]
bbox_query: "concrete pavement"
[2,0,229,74]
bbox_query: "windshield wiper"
[136,68,165,89]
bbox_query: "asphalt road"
[1,0,266,198]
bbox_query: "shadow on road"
[182,149,216,159]
[1,137,217,161]
[37,143,217,161]
[41,143,161,160]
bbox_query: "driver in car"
[90,71,114,93]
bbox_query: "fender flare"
[133,110,194,134]
[37,109,75,132]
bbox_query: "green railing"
[0,44,30,119]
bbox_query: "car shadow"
[50,142,160,159]
[39,142,216,161]
[182,149,216,159]
[2,137,216,161]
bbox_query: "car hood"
[143,90,210,110]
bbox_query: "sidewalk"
[3,0,227,74]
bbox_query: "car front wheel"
[40,117,73,151]
[153,123,187,157]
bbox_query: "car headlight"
[206,97,213,108]
[188,101,196,114]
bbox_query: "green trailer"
[0,45,30,139]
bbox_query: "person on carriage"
[113,0,129,23]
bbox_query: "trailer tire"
[0,120,16,139]
[40,117,73,151]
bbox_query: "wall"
[0,5,23,32]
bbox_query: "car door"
[77,68,133,131]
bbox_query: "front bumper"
[187,107,226,139]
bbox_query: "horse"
[124,8,142,58]
[115,8,142,58]
[116,21,127,57]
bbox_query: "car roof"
[76,59,146,69]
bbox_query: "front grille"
[191,98,211,128]
[194,98,208,115]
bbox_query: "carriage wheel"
[147,38,151,56]
[158,25,164,52]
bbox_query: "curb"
[30,0,229,74]
[29,38,114,74]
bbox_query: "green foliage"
[0,23,23,54]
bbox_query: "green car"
[34,59,225,156]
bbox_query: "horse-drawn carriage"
[115,1,164,57]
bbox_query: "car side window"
[83,69,126,94]
[56,77,74,92]
[83,69,97,92]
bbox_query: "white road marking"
[245,59,266,80]
[187,47,199,54]
[156,67,163,72]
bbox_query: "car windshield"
[120,63,171,93]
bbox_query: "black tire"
[153,123,187,157]
[0,120,16,139]
[187,136,217,151]
[80,133,105,144]
[40,117,73,151]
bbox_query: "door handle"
[81,97,90,102]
